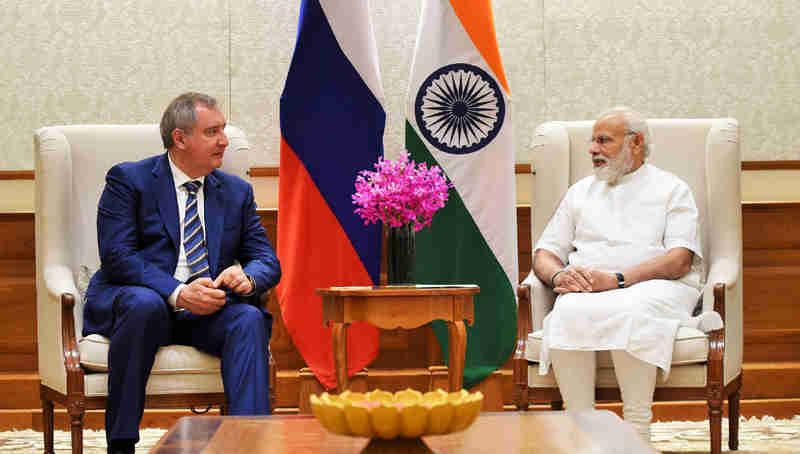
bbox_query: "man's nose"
[219,132,229,146]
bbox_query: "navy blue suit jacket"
[84,152,281,338]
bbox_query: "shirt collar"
[616,162,649,185]
[167,153,205,191]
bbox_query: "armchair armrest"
[705,277,742,386]
[44,264,80,303]
[59,293,85,396]
[524,272,556,331]
[704,259,739,305]
[513,283,532,409]
[45,264,85,384]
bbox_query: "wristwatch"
[615,272,625,289]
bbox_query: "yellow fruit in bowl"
[422,389,448,402]
[395,388,423,405]
[370,401,401,439]
[398,403,428,437]
[447,389,469,404]
[343,400,375,437]
[424,399,455,434]
[450,391,483,432]
[309,393,324,420]
[365,389,394,403]
[316,393,351,435]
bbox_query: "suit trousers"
[105,286,272,444]
[550,348,657,442]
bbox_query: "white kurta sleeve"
[663,181,703,259]
[534,189,576,264]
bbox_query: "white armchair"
[35,124,273,454]
[513,119,743,454]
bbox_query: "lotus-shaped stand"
[310,388,483,453]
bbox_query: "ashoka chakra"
[414,63,505,155]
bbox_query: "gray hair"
[597,106,652,159]
[160,92,219,149]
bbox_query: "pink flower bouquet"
[352,151,452,232]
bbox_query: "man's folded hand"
[177,278,226,315]
[213,265,254,296]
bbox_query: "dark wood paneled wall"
[741,203,800,363]
[0,214,37,373]
[2,203,800,428]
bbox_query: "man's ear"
[631,132,645,156]
[172,129,186,150]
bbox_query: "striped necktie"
[183,180,211,281]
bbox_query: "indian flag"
[406,0,517,388]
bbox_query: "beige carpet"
[0,416,798,453]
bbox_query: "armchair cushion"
[78,334,221,374]
[525,326,709,368]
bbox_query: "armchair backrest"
[530,119,742,314]
[34,124,250,337]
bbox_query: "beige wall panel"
[230,0,297,166]
[2,0,799,169]
[494,0,546,166]
[742,170,800,203]
[0,181,34,212]
[1,0,230,170]
[371,0,421,161]
[229,0,544,166]
[541,0,800,162]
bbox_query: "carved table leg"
[447,321,467,391]
[42,398,54,454]
[332,323,349,392]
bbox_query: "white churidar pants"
[550,348,657,442]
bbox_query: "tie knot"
[184,180,202,195]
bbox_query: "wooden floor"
[1,202,799,430]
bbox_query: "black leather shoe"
[107,439,135,454]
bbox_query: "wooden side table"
[317,285,477,392]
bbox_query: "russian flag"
[276,0,384,390]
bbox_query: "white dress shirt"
[166,154,206,308]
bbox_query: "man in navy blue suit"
[84,92,281,454]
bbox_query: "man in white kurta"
[531,107,717,443]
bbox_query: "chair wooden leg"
[729,389,740,451]
[516,386,529,411]
[708,398,722,454]
[551,400,563,411]
[42,398,55,454]
[69,402,85,454]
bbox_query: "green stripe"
[405,121,517,389]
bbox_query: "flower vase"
[387,224,416,285]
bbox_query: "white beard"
[593,141,635,184]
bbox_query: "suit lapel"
[153,154,180,252]
[204,171,225,278]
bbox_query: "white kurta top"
[536,163,703,376]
